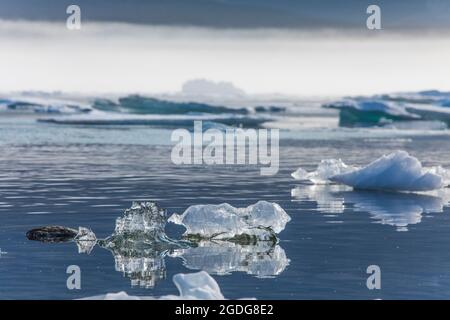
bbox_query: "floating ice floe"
[291,185,450,231]
[81,271,232,300]
[292,151,450,192]
[168,201,291,241]
[324,96,450,128]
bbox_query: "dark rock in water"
[26,226,78,243]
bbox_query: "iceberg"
[81,271,229,300]
[181,79,246,99]
[0,97,91,114]
[93,95,249,115]
[292,151,449,192]
[168,201,291,241]
[324,96,450,128]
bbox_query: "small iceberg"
[168,201,291,242]
[81,271,231,300]
[292,151,449,192]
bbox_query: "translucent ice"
[168,201,291,241]
[74,227,97,254]
[114,201,167,235]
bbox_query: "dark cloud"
[0,0,448,29]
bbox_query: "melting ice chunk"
[74,227,97,254]
[291,159,355,184]
[115,201,166,235]
[168,201,290,241]
[292,151,449,192]
[81,271,229,300]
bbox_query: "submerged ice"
[168,201,291,241]
[292,151,449,192]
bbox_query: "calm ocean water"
[1,114,450,299]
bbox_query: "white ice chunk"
[331,151,444,191]
[168,201,290,240]
[81,271,233,300]
[292,151,449,192]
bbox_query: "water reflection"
[171,241,288,278]
[291,185,450,231]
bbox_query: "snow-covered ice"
[292,151,449,192]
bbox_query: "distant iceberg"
[81,271,231,300]
[93,95,249,115]
[292,151,449,192]
[168,201,291,241]
[0,97,91,114]
[324,93,450,128]
[181,79,246,99]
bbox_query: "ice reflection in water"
[171,241,289,278]
[291,185,450,231]
[35,201,289,288]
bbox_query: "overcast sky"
[1,1,450,96]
